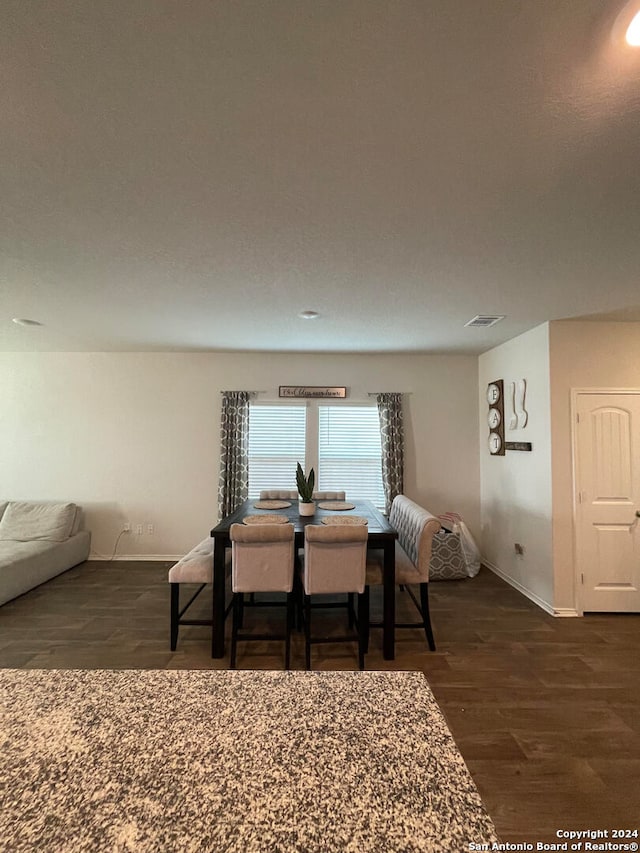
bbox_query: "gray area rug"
[0,669,499,852]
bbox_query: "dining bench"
[367,494,441,650]
[168,538,233,650]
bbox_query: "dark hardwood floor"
[1,561,639,843]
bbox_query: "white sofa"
[0,501,91,606]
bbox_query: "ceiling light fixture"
[626,9,640,44]
[298,310,320,320]
[12,318,43,326]
[612,1,640,46]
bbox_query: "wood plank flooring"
[1,561,639,844]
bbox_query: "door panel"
[575,394,640,612]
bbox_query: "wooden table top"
[211,498,396,539]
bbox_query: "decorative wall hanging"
[507,382,517,430]
[506,379,528,430]
[279,386,347,399]
[487,380,505,455]
[515,379,528,428]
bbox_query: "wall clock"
[487,379,505,456]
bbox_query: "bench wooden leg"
[420,583,436,651]
[170,584,179,651]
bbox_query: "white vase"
[298,500,316,516]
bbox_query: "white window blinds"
[248,405,306,498]
[318,406,385,510]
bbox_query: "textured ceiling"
[2,0,640,354]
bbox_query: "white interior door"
[574,392,640,612]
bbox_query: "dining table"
[210,498,398,660]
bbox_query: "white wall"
[0,351,480,559]
[479,323,554,611]
[549,320,640,611]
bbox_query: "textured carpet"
[0,669,498,852]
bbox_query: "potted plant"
[296,462,316,516]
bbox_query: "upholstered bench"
[169,538,230,650]
[367,495,441,650]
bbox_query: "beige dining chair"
[312,491,346,501]
[259,490,298,500]
[300,523,369,670]
[258,490,347,501]
[229,522,295,669]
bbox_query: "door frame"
[571,387,640,615]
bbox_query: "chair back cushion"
[230,523,295,593]
[259,490,298,500]
[311,491,346,501]
[389,495,441,582]
[303,524,368,595]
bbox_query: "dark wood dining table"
[210,498,398,660]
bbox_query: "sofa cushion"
[0,502,77,542]
[69,506,83,537]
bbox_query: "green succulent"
[296,462,315,502]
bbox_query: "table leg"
[382,539,395,660]
[212,538,227,658]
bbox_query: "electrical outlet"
[147,524,154,535]
[136,524,143,535]
[123,523,131,533]
[514,543,524,555]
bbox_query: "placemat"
[253,500,291,509]
[321,515,368,526]
[317,501,356,510]
[243,515,289,525]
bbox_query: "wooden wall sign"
[279,386,347,399]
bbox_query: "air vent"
[464,315,505,328]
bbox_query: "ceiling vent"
[464,315,505,328]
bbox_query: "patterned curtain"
[376,393,404,515]
[217,391,253,519]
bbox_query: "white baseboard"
[89,554,181,562]
[552,607,580,617]
[483,560,556,616]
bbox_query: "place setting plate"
[321,516,368,526]
[252,500,291,509]
[317,501,356,510]
[243,515,290,525]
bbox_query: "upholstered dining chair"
[229,522,295,669]
[259,490,298,500]
[300,523,369,670]
[312,491,346,501]
[258,490,347,501]
[366,495,441,651]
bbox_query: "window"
[247,405,306,498]
[318,406,385,509]
[248,402,385,510]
